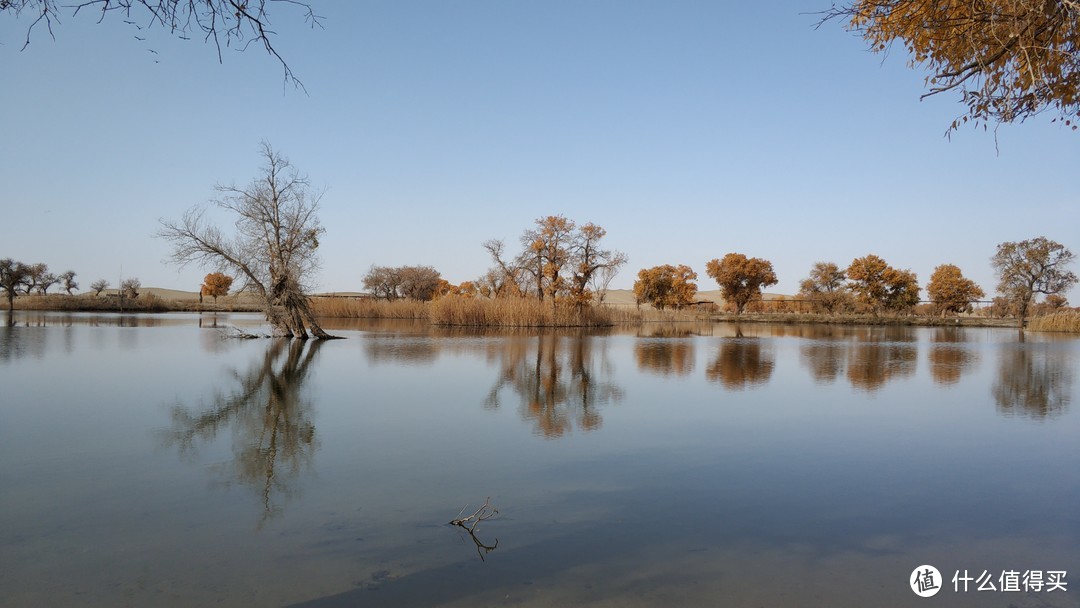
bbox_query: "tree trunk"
[264,275,335,340]
[1017,302,1028,330]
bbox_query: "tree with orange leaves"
[822,1,1080,133]
[520,215,576,306]
[633,264,698,310]
[846,254,920,313]
[927,264,985,316]
[705,253,778,314]
[486,216,625,307]
[201,272,233,304]
[568,223,628,308]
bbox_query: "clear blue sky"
[2,2,1077,301]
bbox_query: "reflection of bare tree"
[993,343,1073,419]
[929,328,979,386]
[706,339,775,389]
[635,339,695,377]
[161,339,323,524]
[484,333,622,438]
[0,319,48,362]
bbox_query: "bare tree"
[90,278,109,296]
[120,277,141,299]
[589,262,621,304]
[22,263,47,294]
[4,0,322,91]
[362,265,442,301]
[35,271,59,294]
[362,265,403,301]
[21,263,60,295]
[481,239,524,298]
[59,270,78,295]
[158,142,335,339]
[0,258,31,312]
[397,265,442,301]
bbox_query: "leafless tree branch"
[6,0,322,91]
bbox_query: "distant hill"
[77,287,203,300]
[143,287,202,301]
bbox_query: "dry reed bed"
[1028,310,1080,333]
[308,296,708,327]
[430,297,616,327]
[10,294,263,313]
[308,297,429,319]
[12,294,172,312]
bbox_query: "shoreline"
[3,295,1047,331]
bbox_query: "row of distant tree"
[0,258,146,312]
[362,221,1075,328]
[0,257,241,313]
[631,255,923,314]
[627,237,1076,327]
[151,144,1072,340]
[0,260,79,296]
[364,216,628,308]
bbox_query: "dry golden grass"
[10,293,265,313]
[1028,310,1080,333]
[309,294,722,327]
[12,294,171,312]
[606,306,710,323]
[308,297,429,319]
[310,296,729,326]
[430,296,618,327]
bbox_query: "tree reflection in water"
[928,327,980,386]
[844,328,917,392]
[633,324,708,378]
[484,333,623,438]
[993,341,1074,419]
[706,338,775,389]
[161,339,323,525]
[0,318,50,362]
[635,340,695,377]
[799,341,847,384]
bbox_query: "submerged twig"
[449,497,499,530]
[448,497,499,561]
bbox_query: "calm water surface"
[1,312,1078,607]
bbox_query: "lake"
[1,312,1078,607]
